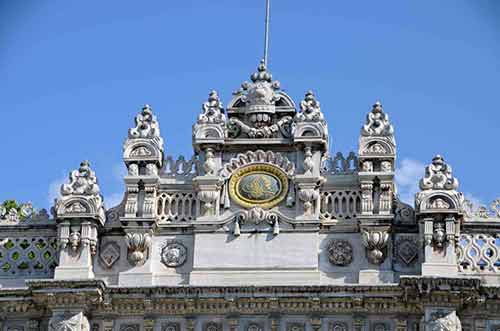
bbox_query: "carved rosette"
[125,232,152,266]
[327,239,353,266]
[161,240,187,268]
[361,230,390,264]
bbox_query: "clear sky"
[1,0,499,210]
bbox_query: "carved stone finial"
[198,90,226,124]
[128,104,161,139]
[361,101,394,136]
[54,160,105,223]
[61,160,101,196]
[296,90,324,122]
[419,155,459,191]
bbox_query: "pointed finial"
[263,0,271,67]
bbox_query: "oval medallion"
[229,164,288,209]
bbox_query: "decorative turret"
[122,105,164,223]
[53,160,104,279]
[415,155,464,276]
[193,90,226,148]
[357,101,396,282]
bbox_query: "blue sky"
[1,0,499,210]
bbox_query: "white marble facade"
[0,61,499,331]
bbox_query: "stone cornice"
[0,278,496,316]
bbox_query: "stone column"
[310,316,322,331]
[270,317,281,331]
[228,318,239,331]
[396,318,407,331]
[186,318,196,331]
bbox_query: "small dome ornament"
[128,104,161,139]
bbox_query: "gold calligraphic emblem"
[229,164,288,209]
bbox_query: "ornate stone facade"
[0,58,498,331]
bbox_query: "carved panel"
[204,322,222,331]
[330,322,349,331]
[287,323,306,331]
[327,239,353,266]
[372,323,389,331]
[160,240,187,268]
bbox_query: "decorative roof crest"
[361,101,394,136]
[129,104,161,139]
[61,160,101,196]
[296,91,324,122]
[419,155,459,191]
[197,90,226,124]
[234,60,281,112]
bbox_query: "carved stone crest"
[161,240,187,268]
[161,322,180,331]
[49,312,90,331]
[327,239,353,266]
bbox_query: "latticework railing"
[321,152,358,175]
[457,233,500,273]
[320,190,362,221]
[0,236,58,277]
[157,192,196,223]
[161,155,200,178]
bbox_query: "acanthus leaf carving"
[361,229,389,264]
[361,101,394,136]
[125,231,152,266]
[419,155,459,191]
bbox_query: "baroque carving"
[419,155,458,191]
[49,312,90,331]
[125,232,152,266]
[303,146,314,175]
[198,90,226,124]
[54,160,105,223]
[235,207,280,236]
[99,242,120,269]
[361,230,389,264]
[298,187,319,215]
[361,101,394,136]
[119,325,139,331]
[287,323,305,331]
[222,150,295,177]
[247,324,263,331]
[129,105,160,139]
[327,239,353,266]
[161,240,187,268]
[296,90,324,122]
[426,310,461,331]
[203,148,217,175]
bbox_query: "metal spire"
[263,0,271,67]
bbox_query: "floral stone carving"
[327,239,353,266]
[161,240,187,268]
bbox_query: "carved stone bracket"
[361,229,390,264]
[125,231,152,266]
